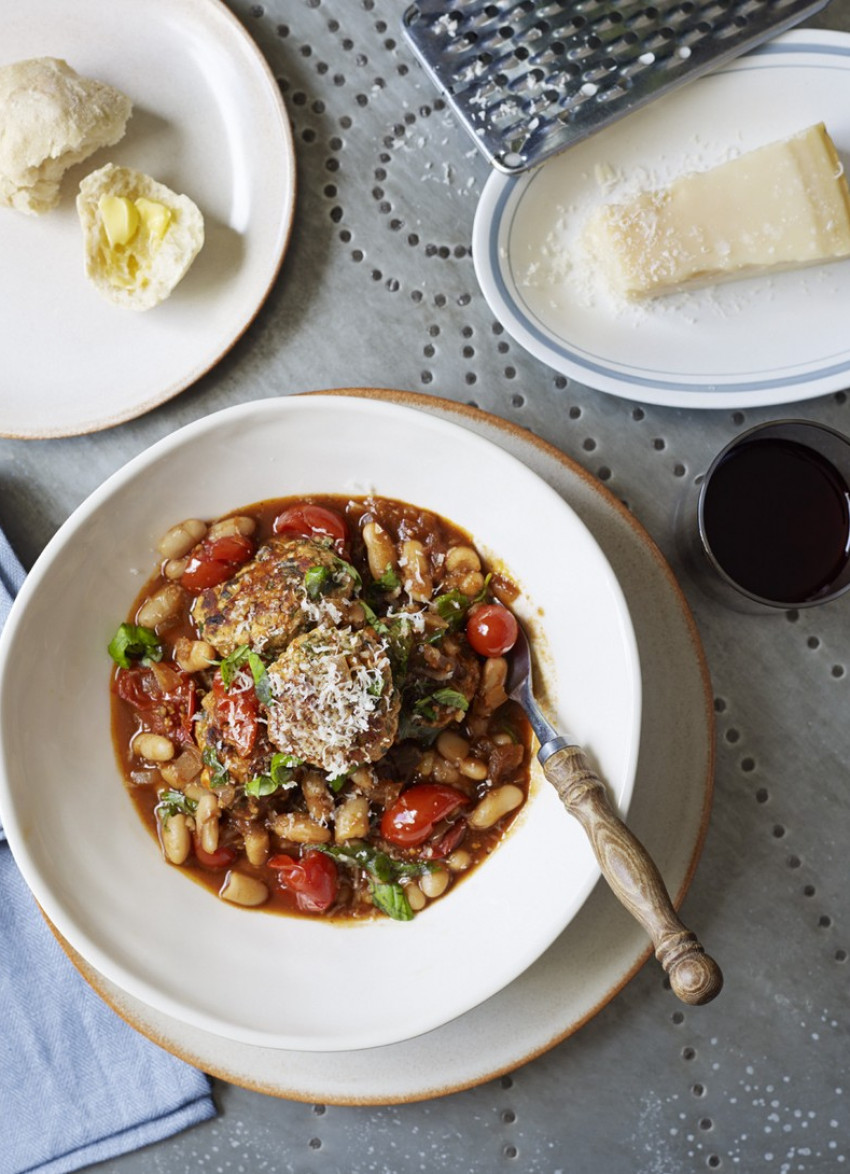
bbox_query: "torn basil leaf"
[304,564,332,597]
[431,574,492,633]
[412,688,469,722]
[154,788,197,821]
[245,752,302,798]
[219,644,250,689]
[373,564,400,592]
[108,622,163,669]
[219,644,271,705]
[332,555,362,590]
[202,747,229,788]
[248,651,271,706]
[431,688,469,712]
[369,880,414,921]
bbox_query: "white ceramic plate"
[0,394,641,1052]
[0,0,295,439]
[473,31,850,410]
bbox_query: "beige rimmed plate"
[0,0,295,439]
[44,390,714,1101]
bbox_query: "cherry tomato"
[212,671,258,757]
[272,503,348,555]
[465,603,519,658]
[181,534,255,592]
[269,852,339,913]
[380,783,471,848]
[114,664,196,744]
[193,839,238,870]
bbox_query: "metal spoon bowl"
[507,620,723,1006]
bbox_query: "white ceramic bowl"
[0,393,641,1050]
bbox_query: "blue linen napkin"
[0,529,216,1174]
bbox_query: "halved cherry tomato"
[212,671,258,757]
[181,534,255,592]
[465,603,519,658]
[113,664,196,744]
[380,783,471,848]
[193,839,238,870]
[272,503,348,556]
[269,852,339,913]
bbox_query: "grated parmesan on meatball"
[264,625,400,778]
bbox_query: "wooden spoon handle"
[543,745,723,1005]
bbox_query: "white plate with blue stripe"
[472,31,850,410]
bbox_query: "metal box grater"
[402,0,832,173]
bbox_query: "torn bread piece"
[77,163,204,311]
[583,123,850,299]
[0,57,132,215]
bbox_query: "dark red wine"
[702,438,850,604]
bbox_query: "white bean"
[174,637,218,673]
[243,826,270,867]
[459,757,488,781]
[132,732,175,762]
[219,871,269,907]
[162,558,188,580]
[136,583,184,630]
[157,518,208,560]
[419,867,450,899]
[446,849,472,872]
[362,521,398,583]
[478,656,508,714]
[351,766,377,792]
[436,730,469,765]
[431,757,461,785]
[458,570,485,596]
[207,515,256,540]
[416,750,436,779]
[160,812,190,864]
[445,545,481,573]
[468,784,524,830]
[334,796,370,842]
[195,791,220,854]
[403,882,427,912]
[271,813,332,844]
[303,772,334,825]
[400,539,433,602]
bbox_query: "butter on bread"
[0,57,131,215]
[582,123,850,299]
[77,164,204,311]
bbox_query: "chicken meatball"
[191,535,357,657]
[265,626,400,777]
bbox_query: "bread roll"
[0,57,132,215]
[76,163,205,311]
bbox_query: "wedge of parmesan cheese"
[583,123,850,299]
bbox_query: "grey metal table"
[2,1,849,1170]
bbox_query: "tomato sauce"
[110,494,532,922]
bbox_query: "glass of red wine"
[680,420,850,612]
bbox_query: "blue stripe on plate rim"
[482,34,850,401]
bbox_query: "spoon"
[507,621,723,1006]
